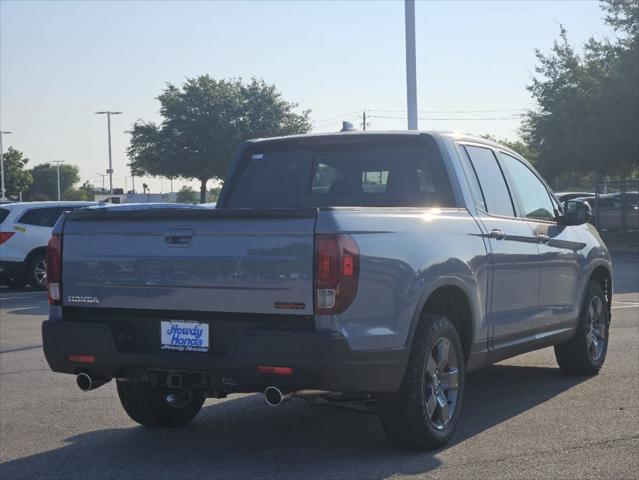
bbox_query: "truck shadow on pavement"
[1,364,588,479]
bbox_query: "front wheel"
[554,281,609,375]
[117,380,205,427]
[378,314,465,450]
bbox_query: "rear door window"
[18,207,67,227]
[463,145,515,217]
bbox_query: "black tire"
[116,380,205,428]
[26,252,47,290]
[554,281,609,375]
[378,314,465,450]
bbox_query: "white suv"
[0,202,96,289]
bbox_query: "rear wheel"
[26,252,47,290]
[117,380,205,427]
[378,314,465,450]
[554,281,609,375]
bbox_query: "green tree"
[128,75,311,203]
[522,0,639,179]
[2,147,33,199]
[25,163,81,201]
[480,135,538,163]
[176,185,198,204]
[65,181,96,201]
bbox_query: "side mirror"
[559,200,591,226]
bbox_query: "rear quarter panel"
[315,208,489,365]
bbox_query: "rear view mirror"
[560,200,591,226]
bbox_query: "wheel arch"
[25,246,47,268]
[408,279,476,367]
[589,265,612,314]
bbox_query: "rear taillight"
[314,234,359,315]
[0,232,14,244]
[47,234,62,305]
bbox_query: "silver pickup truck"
[42,131,612,450]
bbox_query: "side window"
[498,153,556,221]
[18,207,66,227]
[463,145,515,217]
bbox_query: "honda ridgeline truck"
[42,131,612,449]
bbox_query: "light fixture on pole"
[0,130,13,201]
[96,173,107,191]
[51,161,64,201]
[404,0,418,130]
[94,111,122,194]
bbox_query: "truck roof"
[246,130,524,160]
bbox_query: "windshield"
[226,135,455,208]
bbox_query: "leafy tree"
[65,181,96,201]
[522,0,639,179]
[128,75,311,203]
[2,147,33,199]
[25,163,80,201]
[480,135,538,163]
[176,185,198,204]
[208,187,222,203]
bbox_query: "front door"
[496,151,583,338]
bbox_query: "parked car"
[0,201,96,289]
[42,132,612,450]
[556,191,594,202]
[609,191,639,207]
[575,195,639,230]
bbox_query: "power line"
[312,110,363,126]
[368,107,528,114]
[367,114,524,121]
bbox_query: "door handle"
[536,233,550,244]
[164,229,194,246]
[489,229,506,240]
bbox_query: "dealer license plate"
[161,320,209,352]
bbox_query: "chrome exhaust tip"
[264,386,290,406]
[76,373,109,392]
[76,373,93,391]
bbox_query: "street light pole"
[405,0,418,130]
[0,131,13,201]
[94,111,122,194]
[52,161,64,201]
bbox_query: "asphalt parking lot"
[1,254,638,479]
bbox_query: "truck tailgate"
[61,208,317,315]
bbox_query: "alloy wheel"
[586,295,607,362]
[423,338,459,430]
[34,259,47,287]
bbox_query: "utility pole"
[0,131,12,201]
[94,111,122,194]
[52,161,64,201]
[405,0,418,130]
[362,110,368,131]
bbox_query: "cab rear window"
[226,135,455,208]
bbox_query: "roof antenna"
[340,121,356,132]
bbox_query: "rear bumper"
[42,319,407,393]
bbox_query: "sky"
[0,0,617,194]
